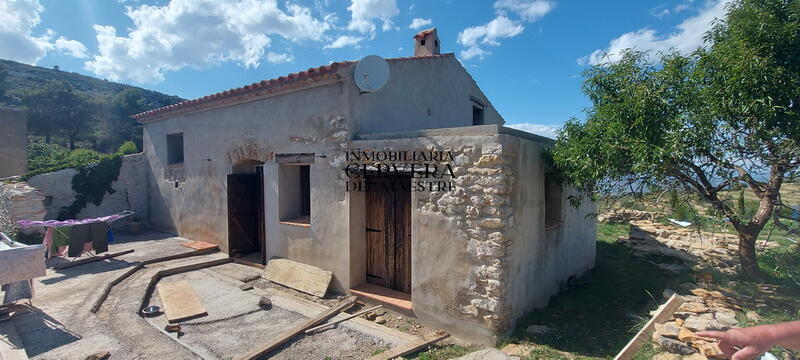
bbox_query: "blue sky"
[0,0,731,138]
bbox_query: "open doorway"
[364,175,412,293]
[227,160,266,264]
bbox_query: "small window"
[420,39,426,46]
[435,40,439,48]
[167,133,184,165]
[279,163,311,225]
[472,101,485,126]
[544,173,562,230]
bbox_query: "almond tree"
[552,0,799,276]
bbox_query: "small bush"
[117,141,138,155]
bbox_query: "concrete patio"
[7,231,414,359]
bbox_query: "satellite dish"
[354,55,389,93]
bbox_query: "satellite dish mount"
[354,55,389,93]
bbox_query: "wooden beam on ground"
[366,331,450,360]
[614,294,684,360]
[236,296,357,360]
[142,247,219,265]
[52,249,135,270]
[304,305,382,334]
[90,262,144,313]
[89,248,221,313]
[137,257,234,315]
[0,321,28,360]
[263,258,332,298]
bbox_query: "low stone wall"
[0,153,148,235]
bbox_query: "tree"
[551,0,800,276]
[110,88,148,150]
[0,64,7,98]
[23,81,97,148]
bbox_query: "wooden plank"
[52,249,135,270]
[366,177,387,287]
[236,296,356,360]
[263,258,332,298]
[304,305,383,334]
[394,176,411,293]
[180,241,219,251]
[366,331,449,360]
[91,248,222,313]
[0,321,28,360]
[142,247,219,265]
[157,280,207,323]
[138,257,234,315]
[614,294,684,360]
[90,263,144,313]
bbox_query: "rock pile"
[598,209,662,224]
[619,220,778,274]
[652,288,740,359]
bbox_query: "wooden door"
[365,176,411,293]
[227,171,265,259]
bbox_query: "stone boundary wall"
[0,153,148,235]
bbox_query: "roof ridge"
[133,53,456,123]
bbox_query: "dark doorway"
[365,175,412,293]
[227,166,266,264]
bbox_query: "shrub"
[117,141,138,155]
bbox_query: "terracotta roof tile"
[133,53,454,123]
[413,28,436,39]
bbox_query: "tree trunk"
[69,134,76,150]
[45,131,50,144]
[737,225,761,277]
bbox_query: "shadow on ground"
[509,240,692,358]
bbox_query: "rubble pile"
[652,288,741,360]
[619,220,778,274]
[598,209,662,224]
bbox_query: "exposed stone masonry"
[417,142,516,330]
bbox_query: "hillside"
[0,59,182,111]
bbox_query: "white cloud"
[54,37,88,58]
[506,122,560,139]
[409,18,432,30]
[458,0,554,61]
[458,16,523,60]
[650,5,671,18]
[494,0,555,22]
[579,0,729,66]
[85,0,331,84]
[324,35,363,49]
[347,0,399,35]
[0,0,87,64]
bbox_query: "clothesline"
[17,210,135,228]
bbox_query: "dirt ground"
[6,231,413,359]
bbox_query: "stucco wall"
[346,55,503,135]
[0,111,28,178]
[504,137,596,331]
[142,80,357,292]
[26,153,149,226]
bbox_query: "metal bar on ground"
[614,293,684,360]
[53,249,135,270]
[366,331,450,360]
[236,296,357,360]
[304,305,382,334]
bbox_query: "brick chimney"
[413,28,440,57]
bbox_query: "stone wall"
[0,111,28,178]
[0,182,46,236]
[8,153,149,229]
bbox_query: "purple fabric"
[18,214,125,228]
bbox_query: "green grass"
[505,223,692,358]
[405,345,472,360]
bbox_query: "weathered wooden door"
[227,169,265,260]
[365,176,411,293]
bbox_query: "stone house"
[133,29,596,343]
[0,111,28,178]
